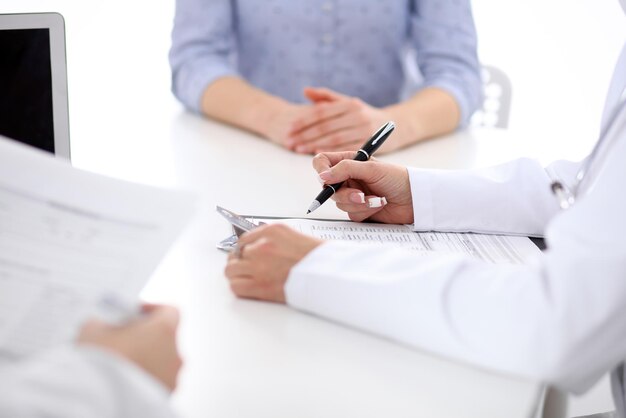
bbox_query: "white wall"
[473,0,626,163]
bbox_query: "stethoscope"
[550,90,626,210]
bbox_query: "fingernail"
[350,192,366,203]
[295,145,308,153]
[367,197,387,208]
[319,170,333,181]
[285,139,295,148]
[317,175,326,185]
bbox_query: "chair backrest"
[471,65,512,129]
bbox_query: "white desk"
[122,112,542,418]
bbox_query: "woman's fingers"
[303,86,346,103]
[294,126,367,154]
[289,99,355,135]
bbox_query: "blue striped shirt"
[169,0,482,125]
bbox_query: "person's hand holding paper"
[0,137,195,358]
[78,304,182,391]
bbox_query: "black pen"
[306,121,395,214]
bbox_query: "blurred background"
[4,0,623,172]
[3,1,625,416]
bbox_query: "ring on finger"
[233,243,246,259]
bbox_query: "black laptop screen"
[0,28,54,154]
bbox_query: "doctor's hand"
[77,305,182,392]
[224,224,323,303]
[313,152,414,224]
[286,87,410,154]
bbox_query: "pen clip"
[371,121,395,146]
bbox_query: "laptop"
[0,13,70,159]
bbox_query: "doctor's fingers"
[230,237,282,271]
[336,194,387,211]
[312,151,364,174]
[229,278,286,302]
[233,224,274,249]
[332,186,387,206]
[236,223,298,248]
[337,204,386,223]
[318,160,384,187]
[224,257,254,279]
[229,278,258,299]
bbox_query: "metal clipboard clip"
[215,206,265,252]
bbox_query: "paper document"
[251,218,542,265]
[0,138,195,359]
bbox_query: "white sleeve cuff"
[408,166,437,231]
[407,159,559,236]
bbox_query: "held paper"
[0,138,195,358]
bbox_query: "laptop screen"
[0,28,55,154]
[0,13,70,159]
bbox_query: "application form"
[0,138,195,358]
[252,218,542,265]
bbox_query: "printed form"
[257,218,542,265]
[0,138,195,359]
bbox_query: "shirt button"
[322,33,334,44]
[321,2,333,12]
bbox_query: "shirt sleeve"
[408,0,483,127]
[0,345,175,418]
[169,0,238,113]
[285,118,626,393]
[408,157,578,236]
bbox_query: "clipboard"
[215,206,345,252]
[216,206,546,260]
[216,206,265,252]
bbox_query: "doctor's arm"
[312,151,572,235]
[0,306,181,418]
[226,139,626,392]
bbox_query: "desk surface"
[102,112,540,418]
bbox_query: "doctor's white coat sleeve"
[0,345,175,418]
[407,157,578,236]
[285,133,626,393]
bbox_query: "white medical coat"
[286,44,626,416]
